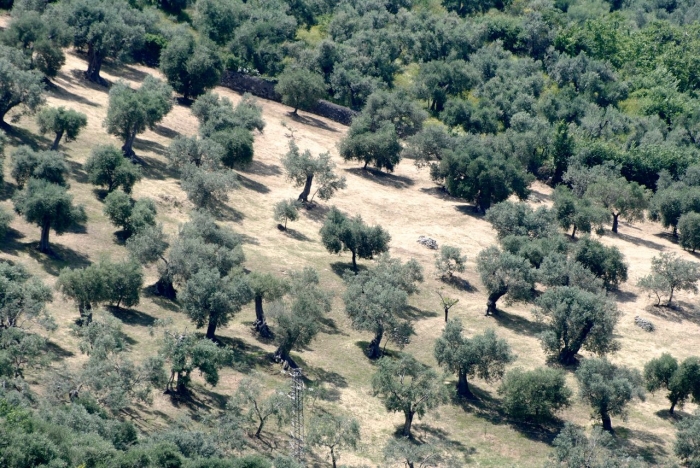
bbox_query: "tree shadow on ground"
[238,160,282,177]
[0,228,25,256]
[611,289,637,303]
[142,287,181,312]
[237,174,270,194]
[654,408,688,421]
[330,261,367,278]
[646,302,700,326]
[490,308,545,336]
[3,124,52,150]
[68,68,112,91]
[152,124,180,140]
[0,178,16,201]
[344,167,414,189]
[133,138,168,157]
[419,186,462,202]
[398,305,439,320]
[215,335,269,373]
[614,426,668,465]
[285,111,339,133]
[300,202,330,223]
[279,227,311,242]
[45,340,75,361]
[49,81,100,107]
[454,204,485,219]
[411,423,477,461]
[653,231,678,245]
[135,154,180,181]
[353,340,399,361]
[304,363,349,388]
[66,160,89,184]
[318,316,345,336]
[612,232,666,251]
[207,199,244,223]
[194,386,229,412]
[102,62,151,84]
[441,275,477,292]
[455,384,565,444]
[27,243,91,276]
[106,305,156,327]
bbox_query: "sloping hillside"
[2,42,699,466]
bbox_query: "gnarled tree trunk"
[206,319,217,341]
[367,327,384,359]
[254,295,272,338]
[39,220,51,253]
[298,174,314,202]
[612,213,619,233]
[402,410,415,438]
[51,131,64,151]
[485,289,506,316]
[122,130,138,158]
[601,410,613,432]
[457,369,473,399]
[85,45,105,85]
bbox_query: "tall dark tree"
[434,319,514,398]
[343,255,423,359]
[12,178,86,253]
[320,207,391,272]
[104,76,173,158]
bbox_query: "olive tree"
[575,358,644,432]
[586,177,650,234]
[371,354,449,438]
[573,237,628,290]
[637,253,700,307]
[61,0,150,84]
[434,245,466,280]
[273,199,300,231]
[320,207,391,272]
[339,119,402,172]
[11,146,69,188]
[679,212,700,253]
[160,328,231,395]
[104,76,173,157]
[36,107,87,150]
[191,92,265,136]
[644,354,700,414]
[178,267,253,341]
[275,68,326,115]
[476,246,535,316]
[498,367,572,423]
[675,414,700,468]
[534,286,620,365]
[230,376,291,438]
[434,319,514,399]
[85,145,142,194]
[268,267,331,367]
[103,190,157,236]
[0,45,45,127]
[485,201,556,240]
[281,141,346,203]
[125,224,172,298]
[553,186,610,239]
[343,255,423,359]
[247,272,288,338]
[56,263,106,325]
[546,424,641,468]
[12,178,86,253]
[307,413,361,468]
[0,261,53,330]
[159,33,223,102]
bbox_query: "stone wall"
[220,70,357,126]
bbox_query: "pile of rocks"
[417,236,438,250]
[634,316,655,332]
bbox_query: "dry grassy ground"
[2,37,700,466]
